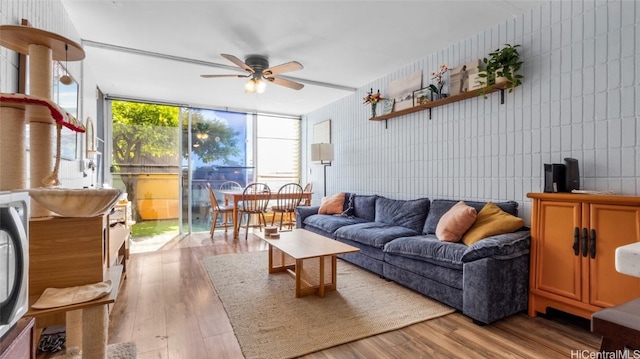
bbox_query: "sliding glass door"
[109,100,181,253]
[180,108,252,234]
[109,99,300,251]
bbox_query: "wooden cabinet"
[28,214,129,328]
[109,224,130,273]
[527,193,640,320]
[0,317,35,359]
[110,202,133,268]
[29,215,110,297]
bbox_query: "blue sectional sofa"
[295,194,531,325]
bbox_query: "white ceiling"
[61,0,546,116]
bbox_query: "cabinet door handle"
[573,227,580,256]
[590,229,596,259]
[582,228,589,257]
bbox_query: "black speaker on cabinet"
[564,158,580,192]
[544,164,566,193]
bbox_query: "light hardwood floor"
[44,230,602,358]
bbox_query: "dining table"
[220,189,313,239]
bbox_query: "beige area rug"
[50,342,136,359]
[203,251,455,359]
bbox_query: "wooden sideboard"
[527,193,640,320]
[0,317,35,359]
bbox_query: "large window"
[109,101,300,251]
[255,115,301,189]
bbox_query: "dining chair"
[237,182,271,240]
[219,180,243,192]
[206,183,234,238]
[271,183,304,230]
[300,182,313,206]
[218,180,243,203]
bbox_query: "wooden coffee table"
[257,229,360,298]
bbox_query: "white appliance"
[0,191,29,340]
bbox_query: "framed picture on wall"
[380,99,395,115]
[413,88,431,106]
[313,119,331,143]
[388,70,422,112]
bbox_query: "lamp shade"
[311,143,334,162]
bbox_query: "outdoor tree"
[112,101,239,221]
[181,109,240,164]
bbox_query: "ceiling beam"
[81,39,356,93]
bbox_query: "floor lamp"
[311,143,334,197]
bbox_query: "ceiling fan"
[201,54,304,93]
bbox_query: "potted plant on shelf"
[428,64,449,100]
[363,88,383,118]
[477,44,523,94]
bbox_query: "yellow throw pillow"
[319,192,345,215]
[436,201,477,242]
[462,202,525,246]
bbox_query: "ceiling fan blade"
[221,54,254,73]
[266,77,304,90]
[263,61,303,76]
[200,74,249,78]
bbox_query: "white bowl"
[29,188,123,217]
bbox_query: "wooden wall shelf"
[369,81,512,123]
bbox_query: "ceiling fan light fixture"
[256,78,266,93]
[204,53,303,92]
[245,77,267,94]
[245,78,257,93]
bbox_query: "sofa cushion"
[462,202,525,246]
[337,237,386,262]
[436,201,477,242]
[335,222,420,248]
[319,192,345,214]
[353,195,377,221]
[303,214,368,234]
[383,253,463,290]
[383,235,467,270]
[423,199,519,234]
[375,197,430,233]
[461,230,530,263]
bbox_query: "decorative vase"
[371,103,377,117]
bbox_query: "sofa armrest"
[463,254,529,324]
[296,206,320,228]
[461,229,530,263]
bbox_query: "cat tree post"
[28,44,54,214]
[0,25,85,216]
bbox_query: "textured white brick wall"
[1,0,90,188]
[304,0,639,223]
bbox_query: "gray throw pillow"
[375,197,430,233]
[353,195,377,221]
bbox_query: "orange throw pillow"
[462,202,525,246]
[319,192,345,215]
[436,201,477,242]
